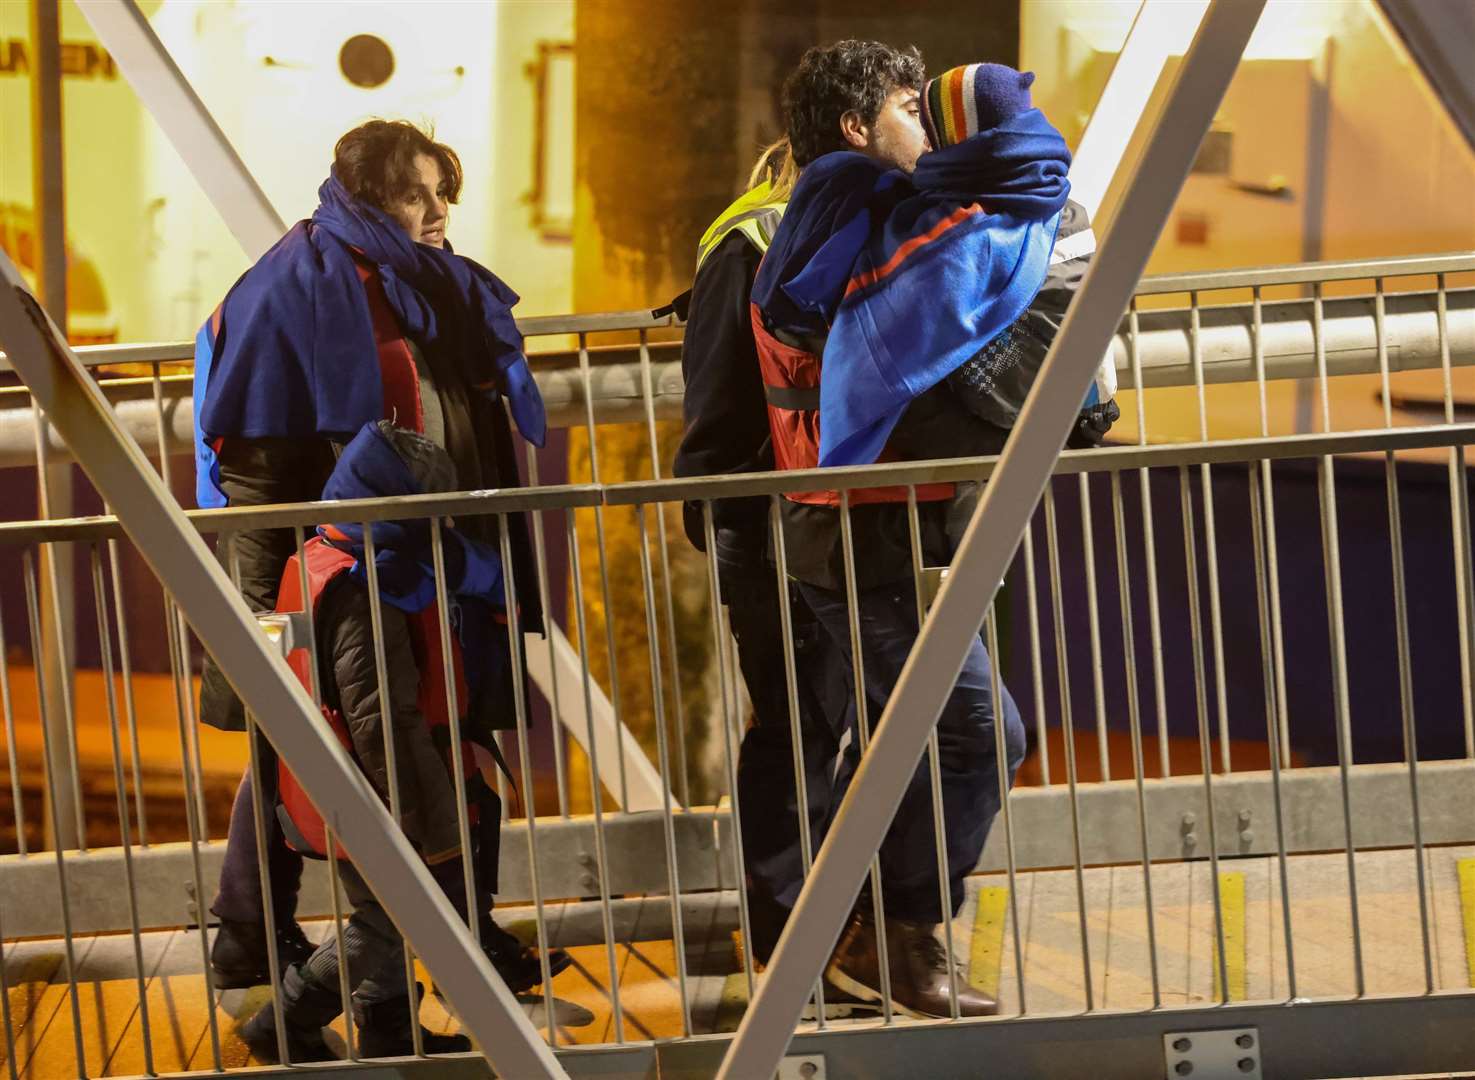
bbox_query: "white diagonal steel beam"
[78,0,663,811]
[715,1,1267,1075]
[0,251,568,1077]
[1068,0,1210,220]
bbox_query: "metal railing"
[1,250,1474,1078]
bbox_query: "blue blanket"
[753,109,1072,468]
[193,175,545,508]
[318,421,507,698]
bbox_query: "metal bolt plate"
[1163,1028,1261,1079]
[777,1054,826,1080]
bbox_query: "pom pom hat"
[921,63,1037,149]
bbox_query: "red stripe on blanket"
[843,204,985,297]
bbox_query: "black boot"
[481,917,572,993]
[212,918,315,990]
[240,964,341,1063]
[354,983,471,1058]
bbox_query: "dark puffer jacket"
[198,262,541,733]
[295,421,506,861]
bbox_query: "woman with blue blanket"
[191,121,558,1013]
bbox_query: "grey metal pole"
[714,3,1266,1073]
[0,252,569,1080]
[28,0,79,855]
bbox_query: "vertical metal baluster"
[1022,523,1050,786]
[523,447,571,817]
[429,516,485,975]
[983,607,1029,1016]
[1373,280,1434,994]
[106,536,148,847]
[1435,275,1475,757]
[154,591,222,1068]
[21,551,90,1076]
[638,327,693,808]
[1312,282,1366,997]
[1177,466,1232,1006]
[1043,486,1094,1008]
[0,592,25,855]
[1108,471,1160,1009]
[1246,468,1298,1002]
[565,510,626,1042]
[30,403,86,850]
[288,527,358,1060]
[701,502,760,1006]
[89,544,154,1075]
[219,536,291,1064]
[359,521,426,1059]
[172,605,211,837]
[835,492,894,1025]
[498,514,563,1046]
[905,487,960,1020]
[635,504,692,1035]
[770,495,828,1027]
[1129,300,1171,777]
[1078,473,1111,780]
[1252,286,1294,769]
[576,331,630,809]
[1189,291,1232,773]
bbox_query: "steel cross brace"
[0,255,567,1076]
[717,0,1269,1076]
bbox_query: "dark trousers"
[728,561,856,965]
[212,769,305,926]
[799,576,1026,924]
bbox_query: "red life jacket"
[274,535,477,860]
[749,303,954,506]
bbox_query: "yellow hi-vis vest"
[695,180,787,270]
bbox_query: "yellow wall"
[1,0,574,343]
[1021,0,1475,443]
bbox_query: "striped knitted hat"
[921,63,1037,149]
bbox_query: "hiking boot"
[211,918,315,990]
[239,964,340,1063]
[355,983,472,1058]
[482,919,572,993]
[826,908,997,1019]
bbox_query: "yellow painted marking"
[969,886,1010,999]
[1458,858,1475,987]
[1212,871,1247,1002]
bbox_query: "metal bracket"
[1163,1028,1261,1078]
[776,1055,826,1080]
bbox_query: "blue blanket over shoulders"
[753,109,1072,468]
[193,176,544,508]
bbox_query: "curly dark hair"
[332,119,463,211]
[782,40,925,167]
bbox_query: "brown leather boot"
[825,908,998,1019]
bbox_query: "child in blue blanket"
[923,63,1119,454]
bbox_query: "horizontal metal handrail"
[1131,250,1475,295]
[2,422,1471,546]
[2,250,1470,373]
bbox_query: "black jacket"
[672,231,774,565]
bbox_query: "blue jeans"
[799,577,1026,924]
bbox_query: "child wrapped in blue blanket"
[920,64,1118,452]
[784,63,1118,477]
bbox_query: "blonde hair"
[746,135,798,201]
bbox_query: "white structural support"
[716,0,1268,1075]
[527,625,670,811]
[0,251,567,1078]
[77,0,660,811]
[1068,0,1210,221]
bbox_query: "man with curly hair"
[747,40,1030,1019]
